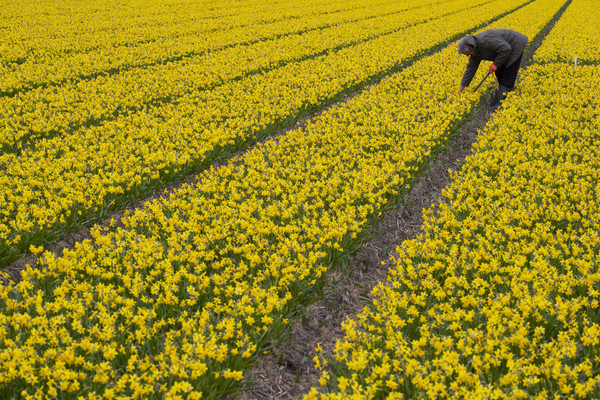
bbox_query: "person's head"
[457,36,476,56]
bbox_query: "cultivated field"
[1,0,598,399]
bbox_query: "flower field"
[1,0,598,399]
[308,0,600,398]
[0,0,532,267]
[0,0,490,152]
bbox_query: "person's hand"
[458,85,465,95]
[488,63,498,73]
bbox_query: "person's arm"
[460,56,481,88]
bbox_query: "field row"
[0,0,569,398]
[0,0,432,95]
[533,0,600,64]
[0,0,362,62]
[308,0,600,398]
[0,0,487,152]
[0,0,528,266]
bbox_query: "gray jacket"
[461,29,528,87]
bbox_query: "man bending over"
[458,29,528,110]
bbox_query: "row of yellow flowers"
[0,0,557,397]
[0,0,419,95]
[307,0,600,398]
[1,0,412,65]
[0,0,488,153]
[532,0,600,64]
[1,0,246,75]
[0,0,528,266]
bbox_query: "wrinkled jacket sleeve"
[492,36,512,67]
[461,56,481,87]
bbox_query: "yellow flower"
[29,245,44,255]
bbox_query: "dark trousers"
[494,54,523,88]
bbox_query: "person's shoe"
[490,85,513,112]
[489,89,501,108]
[498,85,513,101]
